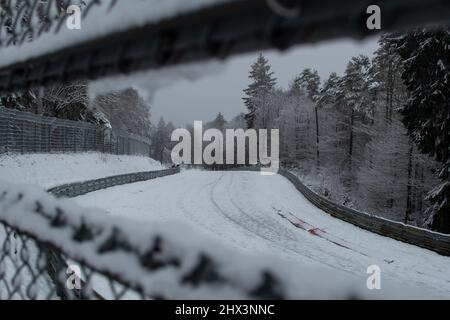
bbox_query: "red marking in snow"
[274,207,370,257]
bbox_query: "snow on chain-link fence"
[0,107,150,156]
[0,168,186,300]
[0,0,109,48]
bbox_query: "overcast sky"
[151,36,380,126]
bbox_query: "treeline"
[242,30,449,232]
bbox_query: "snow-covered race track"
[74,170,450,298]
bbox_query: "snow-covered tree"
[393,29,450,232]
[292,69,321,102]
[227,113,246,129]
[292,69,321,168]
[93,88,152,138]
[151,117,173,163]
[207,112,227,132]
[243,53,277,129]
[336,55,375,192]
[317,72,341,108]
[371,34,408,122]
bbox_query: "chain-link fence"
[0,107,151,156]
[0,0,111,48]
[0,169,173,300]
[0,215,147,300]
[0,168,181,300]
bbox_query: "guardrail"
[277,169,450,256]
[45,167,181,300]
[47,167,180,198]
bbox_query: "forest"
[238,30,449,232]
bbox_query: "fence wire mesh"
[0,221,144,300]
[0,168,181,300]
[0,107,150,156]
[0,0,112,48]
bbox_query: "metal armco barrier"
[47,167,180,198]
[44,167,180,300]
[278,168,450,256]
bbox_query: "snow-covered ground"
[0,152,164,189]
[74,169,450,299]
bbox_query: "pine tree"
[393,29,450,233]
[293,69,321,168]
[208,112,227,132]
[317,72,341,108]
[333,55,375,196]
[372,34,408,123]
[94,88,152,138]
[293,68,321,102]
[151,117,168,162]
[341,55,373,115]
[243,53,277,129]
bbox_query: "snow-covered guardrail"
[44,167,181,299]
[47,167,180,198]
[277,169,450,257]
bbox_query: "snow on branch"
[0,0,230,67]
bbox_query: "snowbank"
[0,152,164,189]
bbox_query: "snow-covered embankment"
[0,152,164,189]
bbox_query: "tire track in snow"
[227,174,297,242]
[208,172,362,273]
[175,173,226,237]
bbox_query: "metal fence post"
[21,125,24,154]
[74,128,77,152]
[47,125,51,152]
